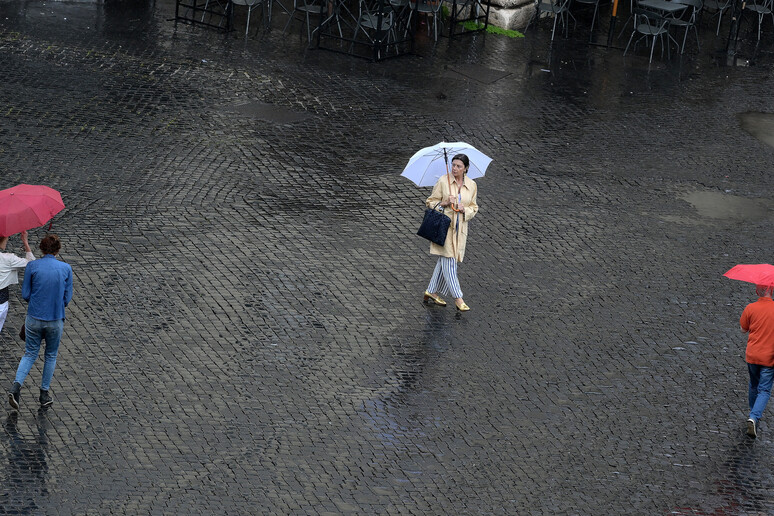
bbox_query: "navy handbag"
[417,203,451,246]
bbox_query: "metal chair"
[525,0,576,41]
[406,0,444,41]
[353,0,397,56]
[266,0,294,28]
[199,0,231,28]
[572,0,601,39]
[446,0,489,36]
[282,0,326,42]
[389,0,412,39]
[669,0,702,53]
[744,0,774,40]
[231,0,270,35]
[703,0,732,34]
[623,8,671,62]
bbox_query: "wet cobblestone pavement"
[3,0,774,513]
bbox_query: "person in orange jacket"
[740,284,774,438]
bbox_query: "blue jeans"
[14,315,64,391]
[748,363,774,422]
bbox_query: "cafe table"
[636,0,688,48]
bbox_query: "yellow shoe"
[455,301,470,311]
[423,291,447,306]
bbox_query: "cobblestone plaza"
[2,0,774,513]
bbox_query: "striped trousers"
[426,256,463,299]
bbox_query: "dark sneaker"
[747,418,757,438]
[39,390,52,408]
[8,382,20,410]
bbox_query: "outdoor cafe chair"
[406,0,444,41]
[623,8,671,62]
[231,0,270,35]
[744,0,774,40]
[282,0,327,42]
[524,0,576,42]
[669,0,702,53]
[703,0,732,34]
[199,0,231,27]
[616,0,638,38]
[353,0,398,53]
[266,0,294,28]
[571,0,601,39]
[446,0,488,36]
[385,0,411,37]
[390,0,411,17]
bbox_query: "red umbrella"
[723,264,774,287]
[0,184,65,237]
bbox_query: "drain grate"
[448,64,511,84]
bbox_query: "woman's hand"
[20,230,30,252]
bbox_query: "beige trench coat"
[425,174,479,263]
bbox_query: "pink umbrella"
[0,184,65,237]
[723,264,774,287]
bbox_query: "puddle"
[681,190,771,221]
[739,112,774,148]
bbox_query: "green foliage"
[460,20,525,38]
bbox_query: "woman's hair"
[39,234,61,255]
[452,154,470,171]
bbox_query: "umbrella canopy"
[723,264,774,287]
[0,184,65,237]
[400,142,492,187]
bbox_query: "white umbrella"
[400,141,492,187]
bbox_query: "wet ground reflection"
[714,439,774,514]
[360,309,454,448]
[739,111,774,149]
[681,190,772,221]
[0,410,50,513]
[673,432,774,515]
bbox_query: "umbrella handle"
[444,149,461,261]
[444,150,464,213]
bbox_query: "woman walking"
[0,231,34,334]
[423,154,478,311]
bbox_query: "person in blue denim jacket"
[8,234,73,409]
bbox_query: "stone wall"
[486,1,534,31]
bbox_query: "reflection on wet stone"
[0,412,50,513]
[359,310,456,456]
[676,437,774,515]
[422,309,453,353]
[739,112,774,149]
[681,190,771,221]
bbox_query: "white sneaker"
[747,418,757,438]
